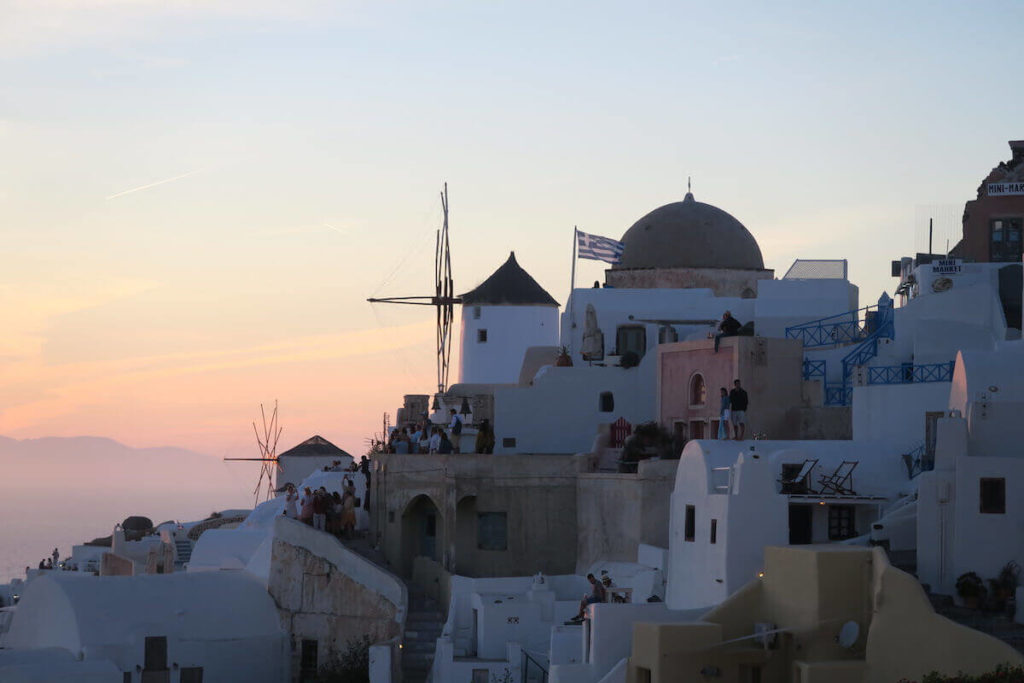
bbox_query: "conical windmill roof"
[278,435,352,459]
[460,252,559,306]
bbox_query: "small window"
[599,391,614,412]
[689,374,706,406]
[123,673,132,683]
[980,478,1006,514]
[615,325,646,358]
[477,329,488,343]
[684,505,695,542]
[502,437,516,448]
[300,640,319,681]
[991,218,1023,262]
[473,306,481,319]
[181,668,204,683]
[710,519,717,544]
[828,505,856,540]
[388,510,395,523]
[144,636,167,671]
[478,512,508,551]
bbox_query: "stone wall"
[371,454,582,579]
[268,517,406,679]
[575,459,677,571]
[100,552,134,576]
[605,266,773,297]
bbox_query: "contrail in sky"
[106,168,206,200]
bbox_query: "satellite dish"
[837,620,859,649]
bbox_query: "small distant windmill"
[223,401,284,504]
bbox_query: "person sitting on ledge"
[570,573,607,622]
[714,310,742,352]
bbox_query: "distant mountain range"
[0,434,211,460]
[0,434,257,499]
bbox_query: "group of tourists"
[385,409,495,454]
[283,478,359,538]
[388,422,454,454]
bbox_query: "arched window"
[689,374,706,406]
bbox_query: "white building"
[276,434,355,490]
[917,344,1024,597]
[487,192,860,455]
[666,439,909,610]
[0,572,288,683]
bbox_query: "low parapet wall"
[269,517,407,676]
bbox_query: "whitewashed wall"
[493,356,657,454]
[852,383,952,445]
[459,304,559,384]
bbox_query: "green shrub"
[316,635,371,683]
[897,663,1024,682]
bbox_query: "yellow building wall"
[864,559,1024,681]
[627,545,1024,683]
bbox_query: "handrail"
[902,442,933,479]
[785,304,879,348]
[522,649,549,683]
[866,361,955,385]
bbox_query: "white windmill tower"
[458,252,560,385]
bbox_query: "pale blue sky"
[2,0,1021,455]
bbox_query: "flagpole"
[569,226,578,356]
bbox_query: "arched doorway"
[400,494,442,577]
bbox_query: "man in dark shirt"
[571,573,608,622]
[729,379,749,440]
[715,311,742,352]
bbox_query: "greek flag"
[576,229,624,265]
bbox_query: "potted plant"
[956,571,986,609]
[988,560,1021,613]
[555,346,573,367]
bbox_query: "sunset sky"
[2,0,1022,458]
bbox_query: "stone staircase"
[402,586,443,683]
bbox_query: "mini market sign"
[987,182,1024,196]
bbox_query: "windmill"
[367,183,460,395]
[223,401,284,504]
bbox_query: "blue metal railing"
[802,359,826,381]
[867,361,955,385]
[825,384,853,406]
[811,299,896,407]
[786,304,880,349]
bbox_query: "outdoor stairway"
[402,587,444,683]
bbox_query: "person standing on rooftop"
[448,408,463,454]
[729,379,749,440]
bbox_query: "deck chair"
[819,460,858,495]
[779,459,818,494]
